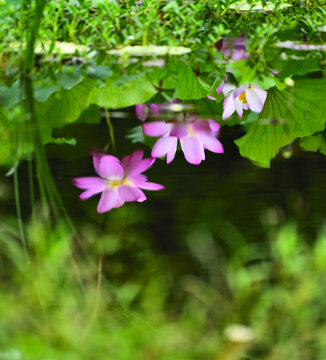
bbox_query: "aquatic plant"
[135,99,178,121]
[222,83,267,120]
[142,114,223,165]
[73,150,164,213]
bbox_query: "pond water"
[1,2,326,358]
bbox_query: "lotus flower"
[207,75,228,100]
[135,99,178,121]
[217,36,248,60]
[73,150,164,213]
[142,114,223,165]
[222,84,267,120]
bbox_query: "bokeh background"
[1,114,326,359]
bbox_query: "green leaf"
[278,59,321,78]
[235,78,326,167]
[37,78,96,127]
[175,62,207,100]
[300,134,326,156]
[0,82,23,108]
[34,85,58,102]
[59,66,83,90]
[86,65,112,80]
[90,73,157,109]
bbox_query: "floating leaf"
[175,62,207,100]
[34,85,58,102]
[235,78,326,167]
[300,134,326,156]
[59,66,84,90]
[37,78,96,127]
[0,82,22,108]
[107,45,191,56]
[8,41,89,55]
[90,73,157,109]
[275,59,321,78]
[229,1,291,12]
[86,65,112,80]
[275,41,326,51]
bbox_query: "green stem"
[105,108,116,153]
[14,166,30,264]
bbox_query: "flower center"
[238,91,246,102]
[106,178,131,189]
[187,124,196,136]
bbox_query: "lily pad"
[275,41,326,51]
[229,1,291,12]
[9,41,89,55]
[107,45,191,56]
[235,78,326,167]
[90,73,157,109]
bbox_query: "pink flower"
[135,99,178,121]
[222,84,267,120]
[73,150,164,213]
[142,115,224,165]
[217,36,248,60]
[207,75,228,100]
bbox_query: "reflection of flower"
[217,36,248,60]
[222,84,267,120]
[142,115,223,165]
[73,150,164,213]
[136,99,177,121]
[207,75,228,100]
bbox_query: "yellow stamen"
[187,124,196,136]
[107,178,132,188]
[238,92,246,102]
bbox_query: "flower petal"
[233,86,247,98]
[166,137,178,164]
[222,83,236,96]
[92,153,104,175]
[98,155,124,179]
[152,136,176,159]
[246,88,265,113]
[97,189,123,213]
[222,94,236,120]
[191,120,211,133]
[208,119,220,134]
[73,177,105,200]
[252,85,267,104]
[180,136,205,165]
[136,189,147,202]
[142,121,171,137]
[73,177,104,190]
[122,150,154,177]
[217,79,225,94]
[234,97,244,118]
[135,104,148,121]
[118,185,142,202]
[169,123,188,138]
[198,134,224,154]
[149,103,161,113]
[137,181,164,191]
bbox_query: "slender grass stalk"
[105,108,116,153]
[22,0,75,232]
[14,166,30,263]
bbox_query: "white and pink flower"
[142,115,223,165]
[222,84,267,120]
[135,99,178,121]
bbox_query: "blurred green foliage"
[1,210,326,359]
